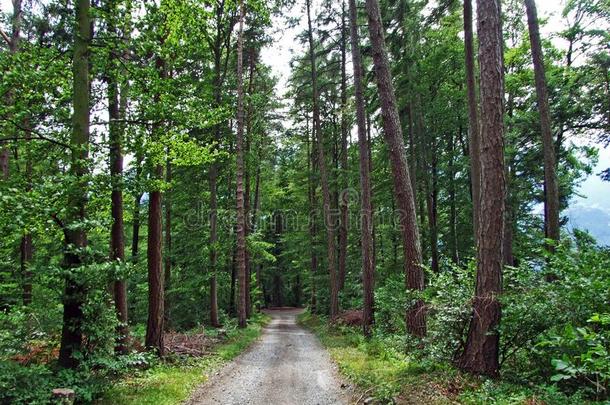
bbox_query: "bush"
[0,361,54,404]
[538,313,610,400]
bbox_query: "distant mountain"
[566,204,610,246]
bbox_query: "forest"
[0,0,609,403]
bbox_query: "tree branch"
[0,27,10,47]
[0,118,71,148]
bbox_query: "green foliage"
[0,0,608,402]
[300,311,587,404]
[0,315,269,405]
[0,351,159,405]
[538,314,610,399]
[99,314,269,405]
[352,236,609,402]
[0,362,54,405]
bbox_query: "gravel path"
[185,308,351,405]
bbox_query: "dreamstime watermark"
[182,188,413,233]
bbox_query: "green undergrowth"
[298,311,584,405]
[97,314,269,405]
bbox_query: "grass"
[97,314,269,405]
[298,311,583,405]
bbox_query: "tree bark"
[209,162,220,326]
[252,161,262,309]
[107,3,129,354]
[235,0,247,328]
[458,0,506,377]
[307,115,318,313]
[58,0,90,368]
[349,0,375,337]
[449,130,459,264]
[13,0,33,306]
[407,105,417,206]
[145,52,166,356]
[5,0,33,306]
[306,0,340,319]
[207,0,233,328]
[338,0,349,292]
[164,155,172,328]
[244,45,257,319]
[20,234,32,305]
[146,171,164,355]
[525,0,560,249]
[0,0,18,179]
[131,191,142,261]
[229,245,236,316]
[425,147,439,273]
[464,0,482,244]
[108,0,129,354]
[0,147,7,179]
[245,157,251,318]
[364,0,425,337]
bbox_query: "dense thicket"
[0,0,609,403]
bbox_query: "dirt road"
[185,308,350,405]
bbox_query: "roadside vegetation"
[1,314,268,404]
[300,235,610,404]
[301,311,585,404]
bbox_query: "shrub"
[538,313,610,400]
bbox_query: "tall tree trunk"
[366,111,377,268]
[229,245,236,316]
[0,0,17,178]
[245,156,251,318]
[0,149,7,180]
[503,164,515,266]
[338,0,349,291]
[458,0,506,377]
[244,46,257,319]
[407,105,417,203]
[131,134,143,262]
[349,0,375,337]
[449,130,459,264]
[58,0,90,368]
[131,190,142,261]
[307,116,318,313]
[12,0,33,307]
[146,166,164,354]
[207,0,231,328]
[251,145,262,309]
[294,274,301,306]
[464,0,482,244]
[525,0,560,249]
[364,0,425,337]
[210,1,238,324]
[273,211,284,307]
[108,0,128,353]
[164,156,172,328]
[415,106,427,246]
[306,0,339,319]
[20,234,32,305]
[504,94,516,267]
[145,52,166,356]
[425,147,439,273]
[235,0,247,328]
[209,163,220,326]
[5,0,33,306]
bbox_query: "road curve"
[185,308,350,405]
